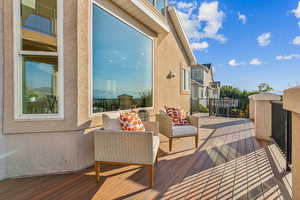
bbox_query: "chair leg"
[155,156,158,166]
[169,138,173,152]
[95,161,100,182]
[195,135,199,148]
[146,165,154,187]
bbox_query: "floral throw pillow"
[119,111,145,131]
[165,106,190,126]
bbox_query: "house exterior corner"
[0,0,196,179]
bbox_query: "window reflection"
[148,0,154,5]
[92,4,153,113]
[21,0,57,52]
[22,56,58,114]
[156,0,165,14]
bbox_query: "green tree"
[220,85,242,99]
[257,83,273,92]
[220,85,259,115]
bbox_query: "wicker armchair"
[157,110,199,151]
[94,113,160,187]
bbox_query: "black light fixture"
[167,71,176,79]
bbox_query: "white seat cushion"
[152,135,160,161]
[103,112,121,119]
[103,113,122,131]
[153,135,160,151]
[172,125,197,137]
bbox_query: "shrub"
[198,104,209,113]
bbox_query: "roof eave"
[111,0,170,34]
[168,6,196,65]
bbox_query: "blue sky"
[170,0,300,93]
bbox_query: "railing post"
[283,86,300,198]
[248,97,255,120]
[251,93,281,141]
[285,110,292,171]
[208,98,211,116]
[190,97,192,115]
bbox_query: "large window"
[92,4,153,113]
[14,0,63,119]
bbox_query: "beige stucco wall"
[252,93,281,141]
[2,0,191,133]
[3,0,78,134]
[77,0,157,128]
[254,100,272,141]
[0,0,94,180]
[154,15,191,113]
[249,99,255,120]
[283,86,300,114]
[0,0,192,179]
[4,131,94,178]
[77,0,192,128]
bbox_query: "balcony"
[192,78,204,85]
[147,0,166,15]
[210,81,221,89]
[0,117,292,199]
[111,0,169,34]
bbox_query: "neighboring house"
[0,0,197,180]
[191,64,220,106]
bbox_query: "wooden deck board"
[0,117,292,200]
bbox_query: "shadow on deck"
[0,117,292,200]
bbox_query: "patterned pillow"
[119,111,145,131]
[165,106,190,126]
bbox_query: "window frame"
[147,0,166,15]
[181,67,191,92]
[90,1,155,116]
[13,0,64,120]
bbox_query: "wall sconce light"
[167,71,176,79]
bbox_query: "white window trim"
[181,67,190,92]
[13,0,64,120]
[90,1,154,117]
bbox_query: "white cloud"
[212,66,216,73]
[169,0,176,6]
[238,12,247,24]
[177,2,194,10]
[197,1,226,43]
[249,58,263,65]
[298,21,300,27]
[257,32,271,47]
[293,36,300,45]
[190,41,209,51]
[177,11,200,40]
[292,1,300,18]
[176,1,196,16]
[37,63,53,74]
[276,54,300,60]
[176,1,226,50]
[228,59,244,67]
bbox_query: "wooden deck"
[0,117,292,200]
